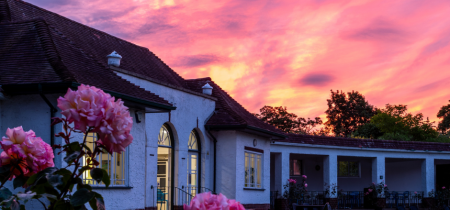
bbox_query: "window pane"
[293,160,301,175]
[338,161,348,177]
[158,125,171,146]
[349,161,358,177]
[82,133,127,186]
[188,131,198,150]
[256,155,261,188]
[245,153,249,187]
[250,154,255,187]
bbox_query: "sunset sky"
[27,0,450,123]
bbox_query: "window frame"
[290,159,303,176]
[244,150,263,189]
[337,160,360,178]
[82,133,130,187]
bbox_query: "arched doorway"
[157,124,175,210]
[187,130,201,196]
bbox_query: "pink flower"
[414,191,417,194]
[302,175,307,179]
[0,127,54,179]
[57,85,133,153]
[305,183,308,187]
[288,179,297,184]
[365,192,369,195]
[442,186,446,189]
[384,184,387,188]
[183,192,245,210]
[368,189,373,192]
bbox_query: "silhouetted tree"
[253,105,322,134]
[325,90,376,137]
[437,100,450,134]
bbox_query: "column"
[323,154,338,198]
[273,152,290,194]
[372,156,385,184]
[422,158,435,197]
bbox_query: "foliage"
[323,182,340,198]
[0,84,134,210]
[254,106,323,134]
[434,187,450,207]
[325,90,376,137]
[353,104,446,142]
[282,176,308,201]
[437,100,450,134]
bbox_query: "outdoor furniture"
[385,191,393,208]
[410,205,419,210]
[157,189,168,210]
[293,204,324,210]
[393,191,400,207]
[349,191,361,209]
[399,191,409,206]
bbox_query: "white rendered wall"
[213,130,237,199]
[235,131,271,205]
[386,159,422,191]
[115,72,216,208]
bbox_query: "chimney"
[107,51,122,67]
[202,83,213,95]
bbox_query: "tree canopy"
[253,105,323,135]
[437,100,450,134]
[324,90,376,137]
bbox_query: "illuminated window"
[188,130,200,196]
[158,125,171,147]
[244,151,262,188]
[290,159,302,176]
[338,161,359,177]
[82,133,128,186]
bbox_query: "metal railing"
[175,187,194,207]
[385,191,424,207]
[337,191,365,209]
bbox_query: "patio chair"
[402,191,410,206]
[385,191,392,208]
[157,189,168,210]
[349,191,360,209]
[410,205,419,210]
[397,205,406,210]
[393,191,399,207]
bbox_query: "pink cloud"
[25,0,450,123]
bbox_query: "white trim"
[272,142,450,154]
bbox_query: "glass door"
[187,152,198,196]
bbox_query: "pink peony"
[57,85,133,153]
[0,126,54,179]
[305,183,308,187]
[302,175,307,179]
[384,184,387,188]
[443,186,446,189]
[183,192,245,210]
[368,189,373,192]
[288,179,297,184]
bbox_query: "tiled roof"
[280,133,450,151]
[186,78,286,138]
[0,19,173,109]
[5,0,188,89]
[0,0,173,109]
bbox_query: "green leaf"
[82,144,92,153]
[26,167,58,186]
[20,205,25,210]
[90,168,103,184]
[10,200,20,210]
[94,193,105,210]
[64,151,80,163]
[68,142,82,152]
[0,166,10,174]
[70,188,95,206]
[89,198,98,210]
[13,176,28,189]
[101,169,110,188]
[53,199,70,210]
[0,188,12,202]
[46,174,64,187]
[16,192,36,203]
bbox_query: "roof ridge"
[45,21,172,107]
[12,0,149,51]
[33,19,77,82]
[0,0,11,23]
[210,81,248,125]
[186,77,212,81]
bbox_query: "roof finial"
[107,51,122,67]
[202,83,213,95]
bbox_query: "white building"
[0,1,449,210]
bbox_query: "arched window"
[158,124,171,147]
[187,130,201,196]
[157,124,174,210]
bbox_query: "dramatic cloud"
[25,0,450,123]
